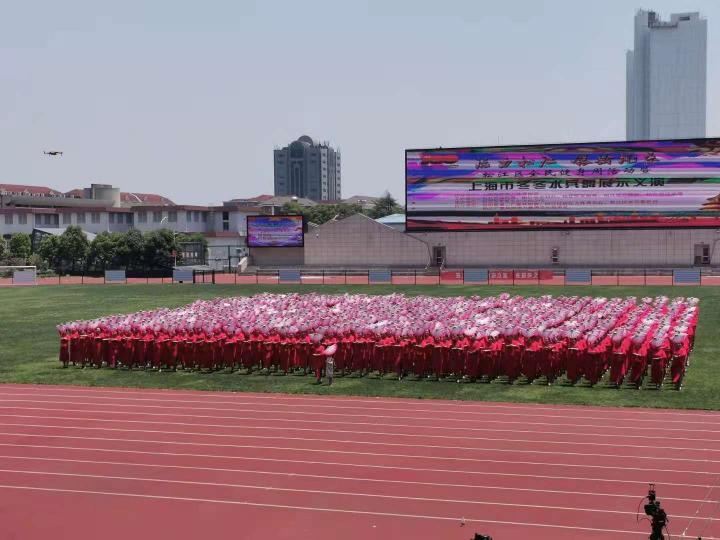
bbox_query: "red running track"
[0,384,719,540]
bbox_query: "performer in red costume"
[608,331,631,388]
[670,333,690,390]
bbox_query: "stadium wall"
[304,214,428,267]
[411,228,720,267]
[248,214,720,268]
[250,246,304,266]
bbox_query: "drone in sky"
[44,151,63,156]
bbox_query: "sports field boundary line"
[2,397,719,432]
[2,383,717,418]
[1,390,716,425]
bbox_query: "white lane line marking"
[2,419,719,455]
[0,432,720,468]
[1,441,717,480]
[3,467,716,521]
[0,454,714,504]
[1,407,718,442]
[2,385,714,419]
[0,483,680,537]
[1,399,719,434]
[1,428,718,465]
[0,392,717,426]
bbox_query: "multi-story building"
[0,183,263,266]
[273,135,341,201]
[626,10,707,140]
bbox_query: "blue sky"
[1,0,718,203]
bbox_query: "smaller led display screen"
[247,215,305,247]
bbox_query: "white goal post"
[0,266,37,285]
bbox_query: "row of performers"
[59,329,694,389]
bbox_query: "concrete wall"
[298,214,720,268]
[305,214,429,267]
[250,247,304,267]
[413,228,720,267]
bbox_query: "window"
[168,211,177,222]
[223,222,229,231]
[62,213,71,224]
[77,212,86,224]
[109,214,116,224]
[126,213,133,224]
[91,212,100,224]
[35,214,42,226]
[193,211,200,222]
[201,212,207,223]
[222,211,229,220]
[138,211,147,223]
[186,211,192,222]
[4,214,12,225]
[19,214,27,225]
[153,211,162,223]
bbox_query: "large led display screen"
[406,138,720,231]
[247,215,304,247]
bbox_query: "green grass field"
[0,284,718,410]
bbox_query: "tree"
[142,229,176,269]
[0,238,6,260]
[280,202,305,216]
[115,229,144,269]
[58,226,90,272]
[8,233,31,260]
[279,202,366,225]
[368,191,403,219]
[38,235,61,270]
[88,232,119,270]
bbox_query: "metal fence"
[1,267,717,287]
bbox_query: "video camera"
[643,484,668,540]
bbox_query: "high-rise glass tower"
[626,10,707,140]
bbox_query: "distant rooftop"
[0,184,63,197]
[376,213,406,225]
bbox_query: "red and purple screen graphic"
[406,138,720,231]
[247,215,304,247]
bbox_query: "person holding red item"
[57,325,71,367]
[449,331,470,380]
[503,326,524,383]
[670,332,689,389]
[311,334,326,383]
[609,330,631,388]
[465,331,486,382]
[521,329,543,383]
[585,333,610,387]
[648,333,670,389]
[565,329,587,385]
[628,331,651,389]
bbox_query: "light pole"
[159,216,177,267]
